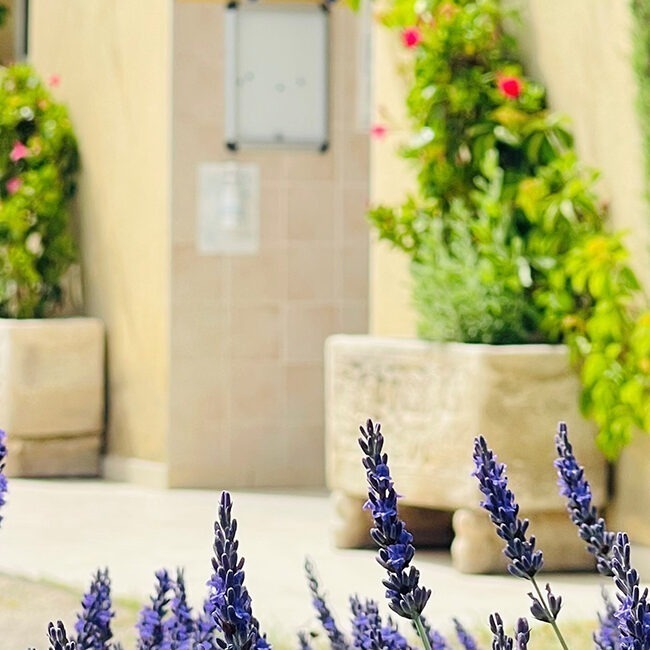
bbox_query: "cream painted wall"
[515,0,650,289]
[369,15,417,337]
[29,0,172,466]
[370,0,650,337]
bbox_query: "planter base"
[6,434,101,477]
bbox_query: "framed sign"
[224,2,329,151]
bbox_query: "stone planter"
[610,433,650,546]
[0,317,105,477]
[325,335,608,573]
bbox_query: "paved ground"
[0,479,647,648]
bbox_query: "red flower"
[401,27,422,49]
[370,123,388,140]
[497,75,523,99]
[47,73,61,88]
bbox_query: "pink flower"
[401,27,422,49]
[9,141,29,162]
[6,177,22,195]
[47,73,61,88]
[497,75,523,99]
[370,123,388,140]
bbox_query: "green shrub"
[369,0,650,459]
[0,63,79,318]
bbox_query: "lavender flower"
[161,570,194,650]
[349,596,411,650]
[0,428,8,526]
[75,568,115,649]
[610,532,650,649]
[195,597,220,650]
[208,491,269,650]
[554,422,614,575]
[473,436,568,650]
[472,436,543,579]
[488,614,530,650]
[48,621,78,650]
[305,558,348,650]
[137,569,172,650]
[358,420,431,621]
[453,619,478,650]
[594,589,621,650]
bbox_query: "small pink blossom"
[370,123,388,140]
[401,27,422,49]
[9,141,29,162]
[6,177,22,195]
[47,73,61,88]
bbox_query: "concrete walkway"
[0,479,646,641]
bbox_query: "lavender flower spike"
[453,618,478,650]
[0,428,8,527]
[554,421,614,576]
[610,532,650,648]
[136,569,172,650]
[47,621,78,650]
[358,419,431,621]
[161,569,195,650]
[594,588,621,650]
[472,436,543,580]
[209,491,270,650]
[489,614,530,650]
[75,568,115,649]
[305,557,348,650]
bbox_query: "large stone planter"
[325,335,608,573]
[0,317,105,477]
[610,433,650,547]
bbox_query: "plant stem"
[530,577,569,650]
[413,615,432,650]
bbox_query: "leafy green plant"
[369,0,650,459]
[0,63,79,318]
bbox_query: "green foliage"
[0,63,79,318]
[369,0,650,459]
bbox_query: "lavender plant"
[136,569,173,650]
[358,419,432,648]
[75,568,115,649]
[472,435,566,649]
[208,491,270,650]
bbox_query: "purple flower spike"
[610,532,650,648]
[74,568,115,649]
[136,569,172,650]
[554,422,614,575]
[418,616,449,650]
[359,420,431,620]
[47,620,77,650]
[195,597,220,649]
[489,614,530,650]
[472,436,543,579]
[305,558,348,650]
[209,491,270,650]
[0,429,8,526]
[453,618,478,650]
[161,569,194,650]
[594,588,621,650]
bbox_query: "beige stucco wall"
[370,0,650,336]
[28,1,172,468]
[169,1,369,488]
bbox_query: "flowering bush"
[0,63,79,318]
[4,414,648,648]
[368,0,650,459]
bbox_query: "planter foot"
[451,508,597,574]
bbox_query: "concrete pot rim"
[327,333,570,357]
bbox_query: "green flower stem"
[530,577,569,650]
[413,614,432,650]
